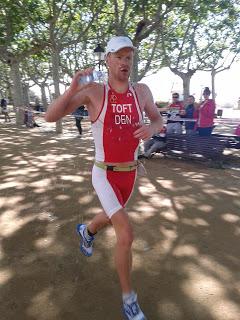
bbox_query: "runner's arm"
[45,70,92,122]
[134,84,164,140]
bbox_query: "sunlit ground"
[0,114,240,320]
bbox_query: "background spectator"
[166,92,185,134]
[196,87,216,136]
[235,124,240,136]
[184,95,198,135]
[1,98,11,122]
[24,106,40,128]
[72,105,85,135]
[140,127,167,159]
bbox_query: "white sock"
[84,227,92,241]
[122,291,135,301]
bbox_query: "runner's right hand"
[69,68,94,92]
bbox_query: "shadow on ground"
[0,118,240,320]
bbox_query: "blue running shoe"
[123,293,146,320]
[76,224,94,257]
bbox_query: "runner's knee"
[117,227,134,248]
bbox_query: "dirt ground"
[0,116,240,320]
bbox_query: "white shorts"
[167,122,182,134]
[92,165,137,218]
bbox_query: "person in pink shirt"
[196,87,216,136]
[235,124,240,136]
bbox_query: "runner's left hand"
[133,124,154,140]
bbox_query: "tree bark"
[131,50,139,83]
[46,85,53,103]
[182,74,191,102]
[40,84,48,110]
[23,83,30,106]
[170,67,196,103]
[10,61,25,125]
[51,48,62,133]
[211,69,216,101]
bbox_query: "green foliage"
[160,0,240,73]
[0,0,240,98]
[155,101,169,108]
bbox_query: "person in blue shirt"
[184,95,198,135]
[72,105,85,135]
[1,98,11,122]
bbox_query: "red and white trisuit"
[91,83,143,217]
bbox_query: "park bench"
[212,133,240,149]
[158,134,226,164]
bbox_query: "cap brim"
[105,45,136,56]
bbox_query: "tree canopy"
[0,0,239,128]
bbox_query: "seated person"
[24,106,40,128]
[166,93,185,134]
[140,127,167,159]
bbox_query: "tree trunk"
[40,84,48,110]
[23,83,30,106]
[46,85,53,103]
[10,61,25,125]
[211,69,216,101]
[182,74,191,103]
[170,68,195,104]
[131,50,139,83]
[51,47,62,133]
[170,67,197,103]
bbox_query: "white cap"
[105,36,136,55]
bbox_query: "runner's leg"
[87,211,112,234]
[111,209,133,294]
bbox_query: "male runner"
[45,36,163,320]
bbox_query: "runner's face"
[107,48,134,81]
